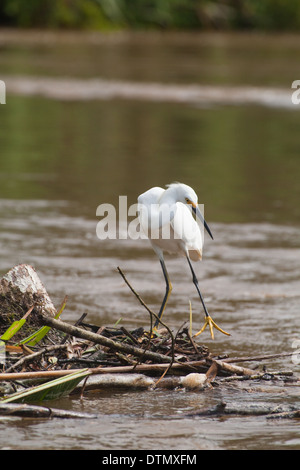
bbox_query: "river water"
[0,30,299,450]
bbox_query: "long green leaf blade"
[0,306,34,342]
[1,319,26,341]
[1,369,90,403]
[17,296,67,346]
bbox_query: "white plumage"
[138,183,203,261]
[137,182,230,339]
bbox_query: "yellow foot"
[194,315,230,340]
[148,326,160,338]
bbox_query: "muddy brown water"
[0,30,299,450]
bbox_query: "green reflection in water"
[1,96,300,225]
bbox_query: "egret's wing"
[171,202,203,259]
[138,187,164,236]
[138,187,164,206]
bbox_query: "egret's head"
[167,182,213,240]
[167,183,198,207]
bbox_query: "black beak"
[192,205,214,240]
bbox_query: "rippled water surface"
[0,30,299,450]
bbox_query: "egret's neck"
[152,187,178,227]
[158,186,179,206]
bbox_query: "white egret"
[138,182,230,339]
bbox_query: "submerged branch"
[185,401,300,419]
[0,402,97,419]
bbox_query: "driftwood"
[0,264,56,317]
[0,398,298,421]
[0,402,97,419]
[0,361,209,382]
[185,401,300,419]
[0,264,58,343]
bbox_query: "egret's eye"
[185,197,192,204]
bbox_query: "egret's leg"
[186,256,209,317]
[153,258,172,329]
[186,256,230,339]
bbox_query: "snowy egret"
[138,182,230,339]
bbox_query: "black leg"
[154,258,172,328]
[186,255,209,318]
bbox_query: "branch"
[223,352,296,363]
[211,358,257,377]
[0,403,97,419]
[4,343,69,373]
[117,266,177,386]
[117,266,170,332]
[0,359,208,381]
[36,313,172,365]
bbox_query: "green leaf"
[1,369,90,403]
[17,296,67,346]
[113,317,122,327]
[0,306,34,342]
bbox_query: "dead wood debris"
[184,401,300,419]
[0,313,299,421]
[1,313,298,388]
[0,264,299,421]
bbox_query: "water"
[0,30,299,450]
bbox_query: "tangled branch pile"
[0,264,299,420]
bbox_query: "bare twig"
[4,343,69,373]
[116,266,176,385]
[153,321,190,388]
[117,266,171,333]
[120,326,139,345]
[223,352,296,364]
[187,329,199,355]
